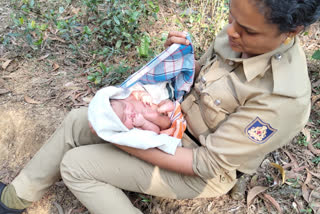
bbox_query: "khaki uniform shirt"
[181,26,311,179]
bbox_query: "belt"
[185,129,201,146]
[236,170,244,179]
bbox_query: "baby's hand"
[141,94,153,106]
[132,113,146,127]
[131,90,153,106]
[158,100,175,114]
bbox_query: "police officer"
[1,0,320,213]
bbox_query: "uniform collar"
[214,25,294,82]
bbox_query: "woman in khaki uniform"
[1,0,320,213]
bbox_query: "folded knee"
[60,148,88,184]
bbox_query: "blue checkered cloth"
[120,35,195,102]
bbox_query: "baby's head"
[110,99,135,129]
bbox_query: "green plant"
[7,0,159,55]
[296,134,309,146]
[312,49,320,60]
[87,62,131,85]
[312,156,320,164]
[138,194,151,203]
[137,35,152,58]
[300,208,313,214]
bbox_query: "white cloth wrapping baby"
[88,85,181,155]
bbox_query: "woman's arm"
[114,145,196,176]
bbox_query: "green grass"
[4,0,230,87]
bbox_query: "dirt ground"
[1,0,320,213]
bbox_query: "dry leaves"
[1,59,12,70]
[37,54,50,61]
[262,193,283,213]
[247,186,269,206]
[302,128,320,155]
[24,95,42,104]
[51,63,60,72]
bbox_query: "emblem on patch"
[245,117,277,144]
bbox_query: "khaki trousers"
[11,108,237,214]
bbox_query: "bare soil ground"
[0,0,320,213]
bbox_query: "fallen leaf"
[309,188,320,201]
[24,95,42,104]
[310,202,320,214]
[307,183,317,190]
[37,54,50,61]
[302,128,311,143]
[50,37,66,43]
[51,63,60,72]
[309,170,320,179]
[249,174,259,188]
[262,193,283,213]
[294,165,308,173]
[247,186,269,206]
[270,162,286,184]
[305,169,312,185]
[294,199,305,212]
[2,59,12,70]
[308,142,320,155]
[302,184,310,202]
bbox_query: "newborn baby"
[110,90,176,135]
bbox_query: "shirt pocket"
[199,76,239,131]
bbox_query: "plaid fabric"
[120,35,195,102]
[169,101,186,139]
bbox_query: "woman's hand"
[164,31,190,48]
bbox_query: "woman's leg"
[60,143,237,214]
[11,107,104,202]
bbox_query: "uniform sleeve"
[192,94,310,179]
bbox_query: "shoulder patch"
[245,117,277,144]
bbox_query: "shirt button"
[201,76,206,84]
[273,53,282,61]
[228,61,234,66]
[214,99,221,106]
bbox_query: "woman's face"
[227,0,288,56]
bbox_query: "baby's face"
[110,99,135,129]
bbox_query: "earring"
[283,37,292,45]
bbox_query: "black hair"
[251,0,320,33]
